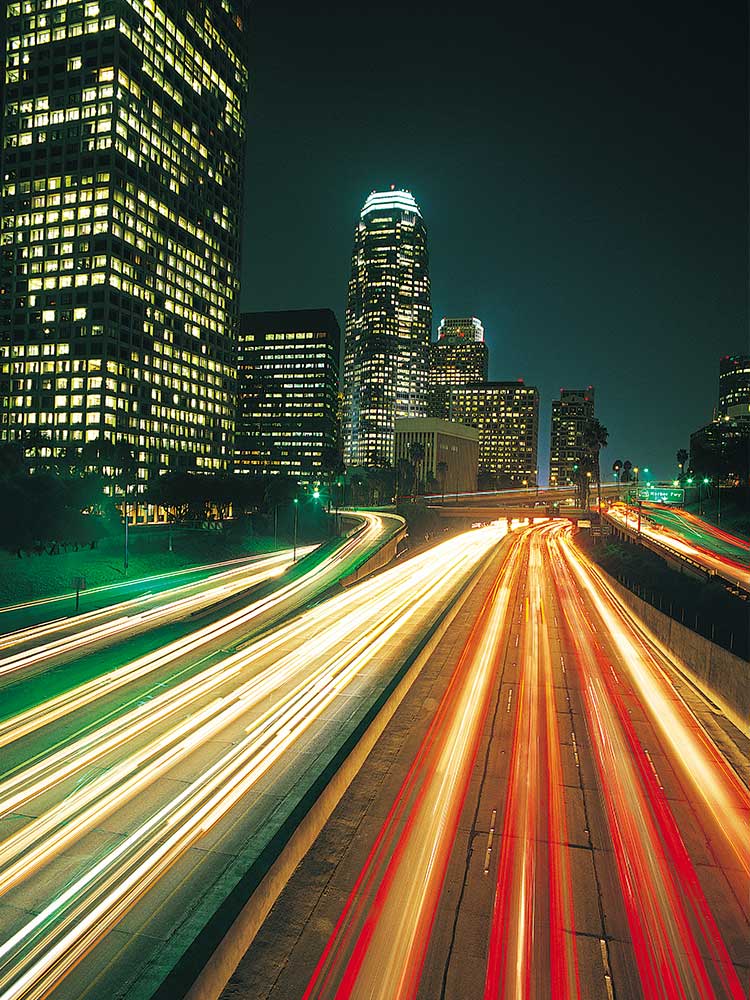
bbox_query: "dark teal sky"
[239,2,748,483]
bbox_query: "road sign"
[636,486,684,505]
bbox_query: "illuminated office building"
[343,188,431,468]
[718,354,750,420]
[0,0,250,484]
[448,381,539,487]
[235,309,340,480]
[427,316,488,417]
[549,387,595,487]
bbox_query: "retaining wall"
[606,574,750,739]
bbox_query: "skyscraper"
[343,188,431,468]
[235,309,340,481]
[549,387,595,487]
[427,316,488,418]
[0,1,250,485]
[448,381,539,487]
[718,355,750,420]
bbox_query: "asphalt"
[220,528,750,1000]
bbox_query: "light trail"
[0,552,288,617]
[0,526,498,897]
[485,522,580,1000]
[0,513,392,748]
[608,505,750,590]
[551,525,747,998]
[0,550,295,669]
[303,521,519,1000]
[0,523,504,1000]
[561,529,750,884]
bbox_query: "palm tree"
[436,460,448,504]
[676,448,689,481]
[612,459,623,483]
[622,459,633,483]
[409,441,426,496]
[582,418,609,512]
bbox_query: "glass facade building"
[235,309,340,481]
[343,188,431,468]
[448,381,539,487]
[549,387,595,487]
[427,316,488,418]
[0,0,250,485]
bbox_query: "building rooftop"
[361,189,421,219]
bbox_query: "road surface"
[0,519,504,1000]
[235,521,749,1000]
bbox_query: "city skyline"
[239,2,747,482]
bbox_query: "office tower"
[427,316,488,418]
[0,1,250,485]
[343,188,431,468]
[235,309,340,480]
[718,355,750,420]
[448,381,539,487]
[394,417,479,495]
[549,387,595,487]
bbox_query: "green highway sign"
[636,486,684,505]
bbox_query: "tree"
[612,459,623,483]
[677,448,689,481]
[409,441,426,496]
[321,444,345,514]
[396,457,413,501]
[582,418,609,512]
[436,460,449,503]
[622,459,633,483]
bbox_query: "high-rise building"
[549,387,595,487]
[343,188,431,468]
[0,1,250,485]
[427,316,488,418]
[235,309,340,481]
[448,381,539,487]
[718,355,750,420]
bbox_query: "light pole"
[293,498,299,561]
[123,495,129,574]
[699,477,709,516]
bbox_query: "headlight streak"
[0,523,504,1000]
[0,553,294,673]
[0,553,295,618]
[303,522,522,1000]
[484,522,581,1000]
[0,528,496,899]
[0,514,391,751]
[551,525,746,999]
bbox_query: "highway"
[609,502,750,591]
[0,512,401,730]
[0,517,503,1000]
[243,520,749,1000]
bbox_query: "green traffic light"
[313,489,320,499]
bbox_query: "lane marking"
[483,808,497,874]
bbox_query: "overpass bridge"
[429,505,595,522]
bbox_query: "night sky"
[239,2,748,484]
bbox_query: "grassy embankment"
[576,530,748,660]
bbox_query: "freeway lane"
[608,503,750,591]
[0,520,504,1000]
[244,520,748,1000]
